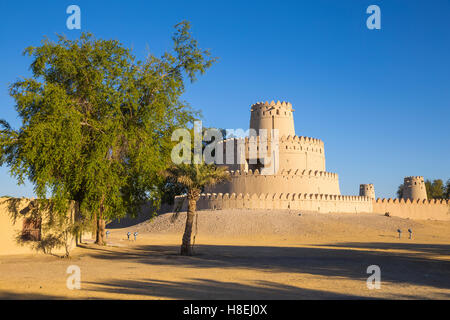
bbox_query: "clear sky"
[0,0,449,199]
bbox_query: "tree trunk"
[76,231,82,246]
[96,217,106,245]
[74,201,82,246]
[95,195,106,245]
[180,196,198,256]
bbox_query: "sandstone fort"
[176,101,449,220]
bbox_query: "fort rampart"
[210,169,340,195]
[372,198,450,221]
[174,195,450,221]
[175,192,373,213]
[182,101,450,221]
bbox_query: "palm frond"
[163,162,230,191]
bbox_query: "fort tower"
[211,101,335,195]
[249,101,295,137]
[359,184,375,199]
[402,176,428,200]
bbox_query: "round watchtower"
[402,176,428,200]
[249,101,295,138]
[359,184,375,199]
[206,99,341,197]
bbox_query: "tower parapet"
[359,184,375,199]
[402,176,428,200]
[249,101,295,138]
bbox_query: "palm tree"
[164,163,230,255]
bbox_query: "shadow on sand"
[0,290,64,300]
[77,241,450,299]
[86,278,368,299]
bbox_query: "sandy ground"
[0,209,449,299]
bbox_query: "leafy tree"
[0,21,216,245]
[158,177,188,206]
[445,179,450,199]
[164,163,229,255]
[425,179,445,199]
[158,126,224,206]
[396,183,404,198]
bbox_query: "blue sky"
[0,0,449,199]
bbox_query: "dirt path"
[1,210,449,299]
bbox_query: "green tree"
[445,179,450,199]
[0,21,216,245]
[164,163,229,256]
[396,183,404,198]
[158,126,224,206]
[425,179,445,199]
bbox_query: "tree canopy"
[0,21,216,229]
[396,183,404,199]
[425,179,448,199]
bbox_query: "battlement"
[280,135,324,147]
[172,193,449,220]
[193,192,371,202]
[250,100,296,137]
[174,191,372,213]
[250,101,293,111]
[217,135,324,147]
[404,176,425,181]
[216,135,326,165]
[227,169,338,179]
[210,167,340,195]
[373,197,450,221]
[375,198,449,205]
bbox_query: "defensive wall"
[175,193,373,213]
[174,194,449,221]
[210,169,340,195]
[179,101,450,221]
[372,198,450,221]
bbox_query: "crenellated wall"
[216,135,326,172]
[210,169,340,195]
[373,198,450,221]
[174,194,449,221]
[278,135,325,171]
[183,100,450,221]
[175,193,372,213]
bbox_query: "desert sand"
[0,209,449,299]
